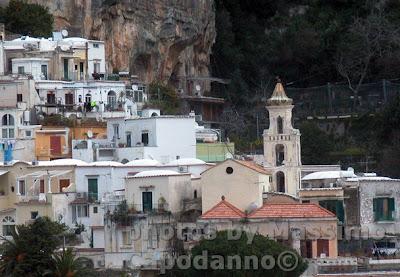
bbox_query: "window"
[319,200,344,223]
[373,198,395,221]
[126,132,132,147]
[93,206,98,214]
[18,180,25,195]
[78,95,82,103]
[277,116,283,134]
[17,66,25,74]
[39,179,45,194]
[107,90,116,109]
[113,124,119,140]
[226,167,233,174]
[276,144,285,166]
[31,211,38,219]
[2,216,15,236]
[88,178,98,202]
[85,94,91,103]
[25,130,32,137]
[141,132,149,146]
[41,64,48,79]
[59,179,70,192]
[63,58,69,80]
[17,94,22,102]
[47,93,56,104]
[94,63,100,73]
[122,230,131,245]
[93,43,99,48]
[276,171,285,193]
[2,114,14,126]
[134,91,143,102]
[77,205,89,217]
[142,191,152,212]
[2,114,14,139]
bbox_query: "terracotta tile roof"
[201,197,245,219]
[233,160,271,175]
[248,203,336,219]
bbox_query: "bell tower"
[263,79,301,196]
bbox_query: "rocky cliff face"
[28,0,215,85]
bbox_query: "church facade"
[263,81,302,196]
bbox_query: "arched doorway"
[276,171,285,193]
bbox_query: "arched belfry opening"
[277,171,285,193]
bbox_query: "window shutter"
[389,198,395,212]
[373,198,378,221]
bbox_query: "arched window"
[2,114,14,139]
[194,190,198,199]
[277,116,283,134]
[2,114,14,126]
[151,112,158,117]
[276,171,285,193]
[121,159,129,164]
[85,93,92,103]
[275,144,285,166]
[2,216,15,236]
[107,90,116,109]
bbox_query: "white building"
[106,114,196,164]
[73,112,197,163]
[3,36,106,81]
[12,58,50,80]
[35,80,133,119]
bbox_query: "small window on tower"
[277,116,283,134]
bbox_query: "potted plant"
[158,196,167,212]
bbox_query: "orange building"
[35,125,107,161]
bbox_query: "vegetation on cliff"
[0,0,53,37]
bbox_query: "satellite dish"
[195,84,201,92]
[87,130,93,139]
[61,29,68,38]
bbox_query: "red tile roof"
[248,203,336,219]
[233,160,271,175]
[201,197,246,219]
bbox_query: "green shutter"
[388,198,395,220]
[88,178,98,202]
[337,201,345,223]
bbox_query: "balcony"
[299,187,344,200]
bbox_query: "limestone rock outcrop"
[28,0,216,84]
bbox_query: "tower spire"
[267,77,292,106]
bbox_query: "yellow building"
[35,125,107,161]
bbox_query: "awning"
[18,170,72,179]
[0,170,9,176]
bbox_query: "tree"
[0,217,74,276]
[45,248,94,277]
[166,230,307,277]
[147,82,180,115]
[336,12,400,109]
[299,121,334,165]
[0,0,53,37]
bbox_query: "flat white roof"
[302,170,356,181]
[131,170,181,178]
[37,159,88,166]
[166,158,206,166]
[125,159,161,166]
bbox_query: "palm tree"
[45,248,95,277]
[0,233,28,276]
